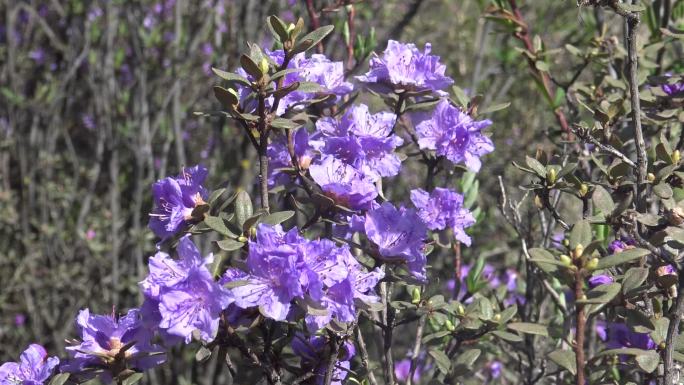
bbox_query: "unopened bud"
[534,194,543,209]
[580,294,587,301]
[445,319,455,331]
[573,244,584,259]
[287,23,295,33]
[457,304,465,316]
[411,287,421,304]
[585,257,599,271]
[673,150,681,164]
[238,236,248,243]
[647,173,656,183]
[547,168,557,185]
[559,254,572,266]
[493,313,501,322]
[259,58,269,75]
[660,342,667,350]
[579,183,589,197]
[249,226,257,239]
[562,239,570,247]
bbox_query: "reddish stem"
[304,0,324,53]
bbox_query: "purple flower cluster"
[365,202,428,281]
[412,99,494,172]
[140,236,233,343]
[607,237,636,254]
[235,49,352,116]
[268,127,315,187]
[62,309,166,382]
[661,74,684,96]
[0,344,59,385]
[149,165,208,240]
[309,156,378,210]
[313,104,403,180]
[597,322,656,350]
[291,335,355,385]
[357,40,454,93]
[222,224,383,329]
[410,187,476,246]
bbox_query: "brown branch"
[573,268,586,385]
[304,0,324,53]
[664,273,684,384]
[355,324,380,385]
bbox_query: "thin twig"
[406,316,426,385]
[571,124,637,168]
[355,324,379,385]
[664,273,684,385]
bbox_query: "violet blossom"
[365,202,428,281]
[149,165,209,240]
[267,127,315,187]
[314,104,403,180]
[0,344,59,385]
[140,236,233,343]
[410,187,476,246]
[356,40,454,93]
[309,155,378,210]
[412,99,494,172]
[588,274,614,289]
[291,335,355,385]
[62,309,166,382]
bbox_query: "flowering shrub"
[2,1,684,385]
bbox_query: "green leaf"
[622,267,649,294]
[580,283,621,315]
[271,117,300,130]
[478,102,510,115]
[507,322,548,337]
[429,349,451,374]
[491,330,523,342]
[216,239,245,251]
[635,350,660,373]
[213,86,238,108]
[204,216,238,238]
[260,210,295,225]
[592,185,615,215]
[122,373,144,385]
[596,248,650,269]
[291,25,335,55]
[451,86,469,108]
[267,15,289,42]
[535,60,549,72]
[48,373,70,385]
[196,346,212,362]
[654,183,674,199]
[528,248,560,274]
[548,350,576,375]
[234,191,253,229]
[569,220,592,248]
[211,68,250,85]
[455,348,481,367]
[240,54,263,79]
[525,155,547,177]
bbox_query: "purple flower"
[291,335,355,385]
[661,75,684,96]
[314,104,403,180]
[14,313,26,327]
[487,361,503,379]
[603,323,656,350]
[588,274,614,289]
[62,309,165,382]
[268,127,315,187]
[365,202,428,281]
[356,40,454,93]
[309,155,378,210]
[233,50,352,116]
[0,344,59,385]
[149,165,208,240]
[413,99,494,172]
[608,238,636,254]
[395,358,422,383]
[410,187,476,246]
[140,236,233,343]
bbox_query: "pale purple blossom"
[291,335,355,385]
[410,187,475,246]
[357,40,454,93]
[309,155,378,210]
[588,274,614,289]
[365,202,428,281]
[149,165,208,240]
[0,344,58,385]
[413,99,494,172]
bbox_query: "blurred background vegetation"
[1,0,683,384]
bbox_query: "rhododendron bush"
[2,1,684,385]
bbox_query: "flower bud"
[259,58,270,75]
[579,183,589,197]
[445,319,455,331]
[287,23,296,33]
[562,239,570,247]
[547,168,557,185]
[673,150,681,164]
[249,226,257,239]
[585,257,599,270]
[559,254,572,266]
[647,173,656,182]
[411,287,421,304]
[238,236,248,243]
[534,194,543,209]
[572,244,584,260]
[457,304,465,316]
[579,294,587,301]
[493,313,501,322]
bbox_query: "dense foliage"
[1,1,684,385]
